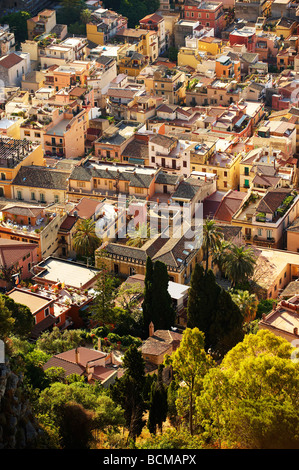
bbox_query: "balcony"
[253,235,276,247]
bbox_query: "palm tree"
[72,218,101,260]
[202,218,223,273]
[230,289,258,324]
[223,244,256,288]
[212,239,232,277]
[126,222,157,248]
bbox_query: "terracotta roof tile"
[0,53,23,69]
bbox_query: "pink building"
[0,238,39,288]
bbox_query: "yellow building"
[275,17,297,39]
[152,67,186,105]
[21,70,45,93]
[190,140,242,191]
[177,46,203,69]
[231,188,299,250]
[115,28,159,63]
[0,118,22,139]
[0,138,45,199]
[197,36,223,56]
[27,9,56,40]
[268,108,299,153]
[86,22,105,46]
[96,231,202,285]
[117,50,148,77]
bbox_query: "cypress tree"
[142,258,176,334]
[187,263,220,333]
[147,365,168,435]
[110,344,146,441]
[187,263,244,357]
[142,256,154,333]
[152,261,176,330]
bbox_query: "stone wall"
[0,360,40,449]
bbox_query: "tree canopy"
[195,330,299,448]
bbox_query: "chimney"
[75,347,80,364]
[86,362,94,382]
[149,321,154,337]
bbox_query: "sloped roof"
[70,165,155,188]
[140,13,163,24]
[12,166,69,190]
[122,139,149,160]
[256,188,293,214]
[150,134,177,148]
[141,329,182,356]
[214,190,248,222]
[59,215,78,231]
[0,239,37,268]
[0,53,23,69]
[70,197,101,219]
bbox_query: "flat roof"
[7,289,51,314]
[45,119,70,136]
[168,281,190,300]
[34,258,99,288]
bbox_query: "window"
[1,173,5,180]
[257,228,262,236]
[44,307,50,317]
[34,132,41,138]
[40,193,46,202]
[54,195,59,203]
[31,192,36,200]
[17,190,22,200]
[266,230,273,239]
[77,181,86,188]
[183,161,187,167]
[244,167,249,176]
[244,179,250,188]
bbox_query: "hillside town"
[1,0,299,452]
